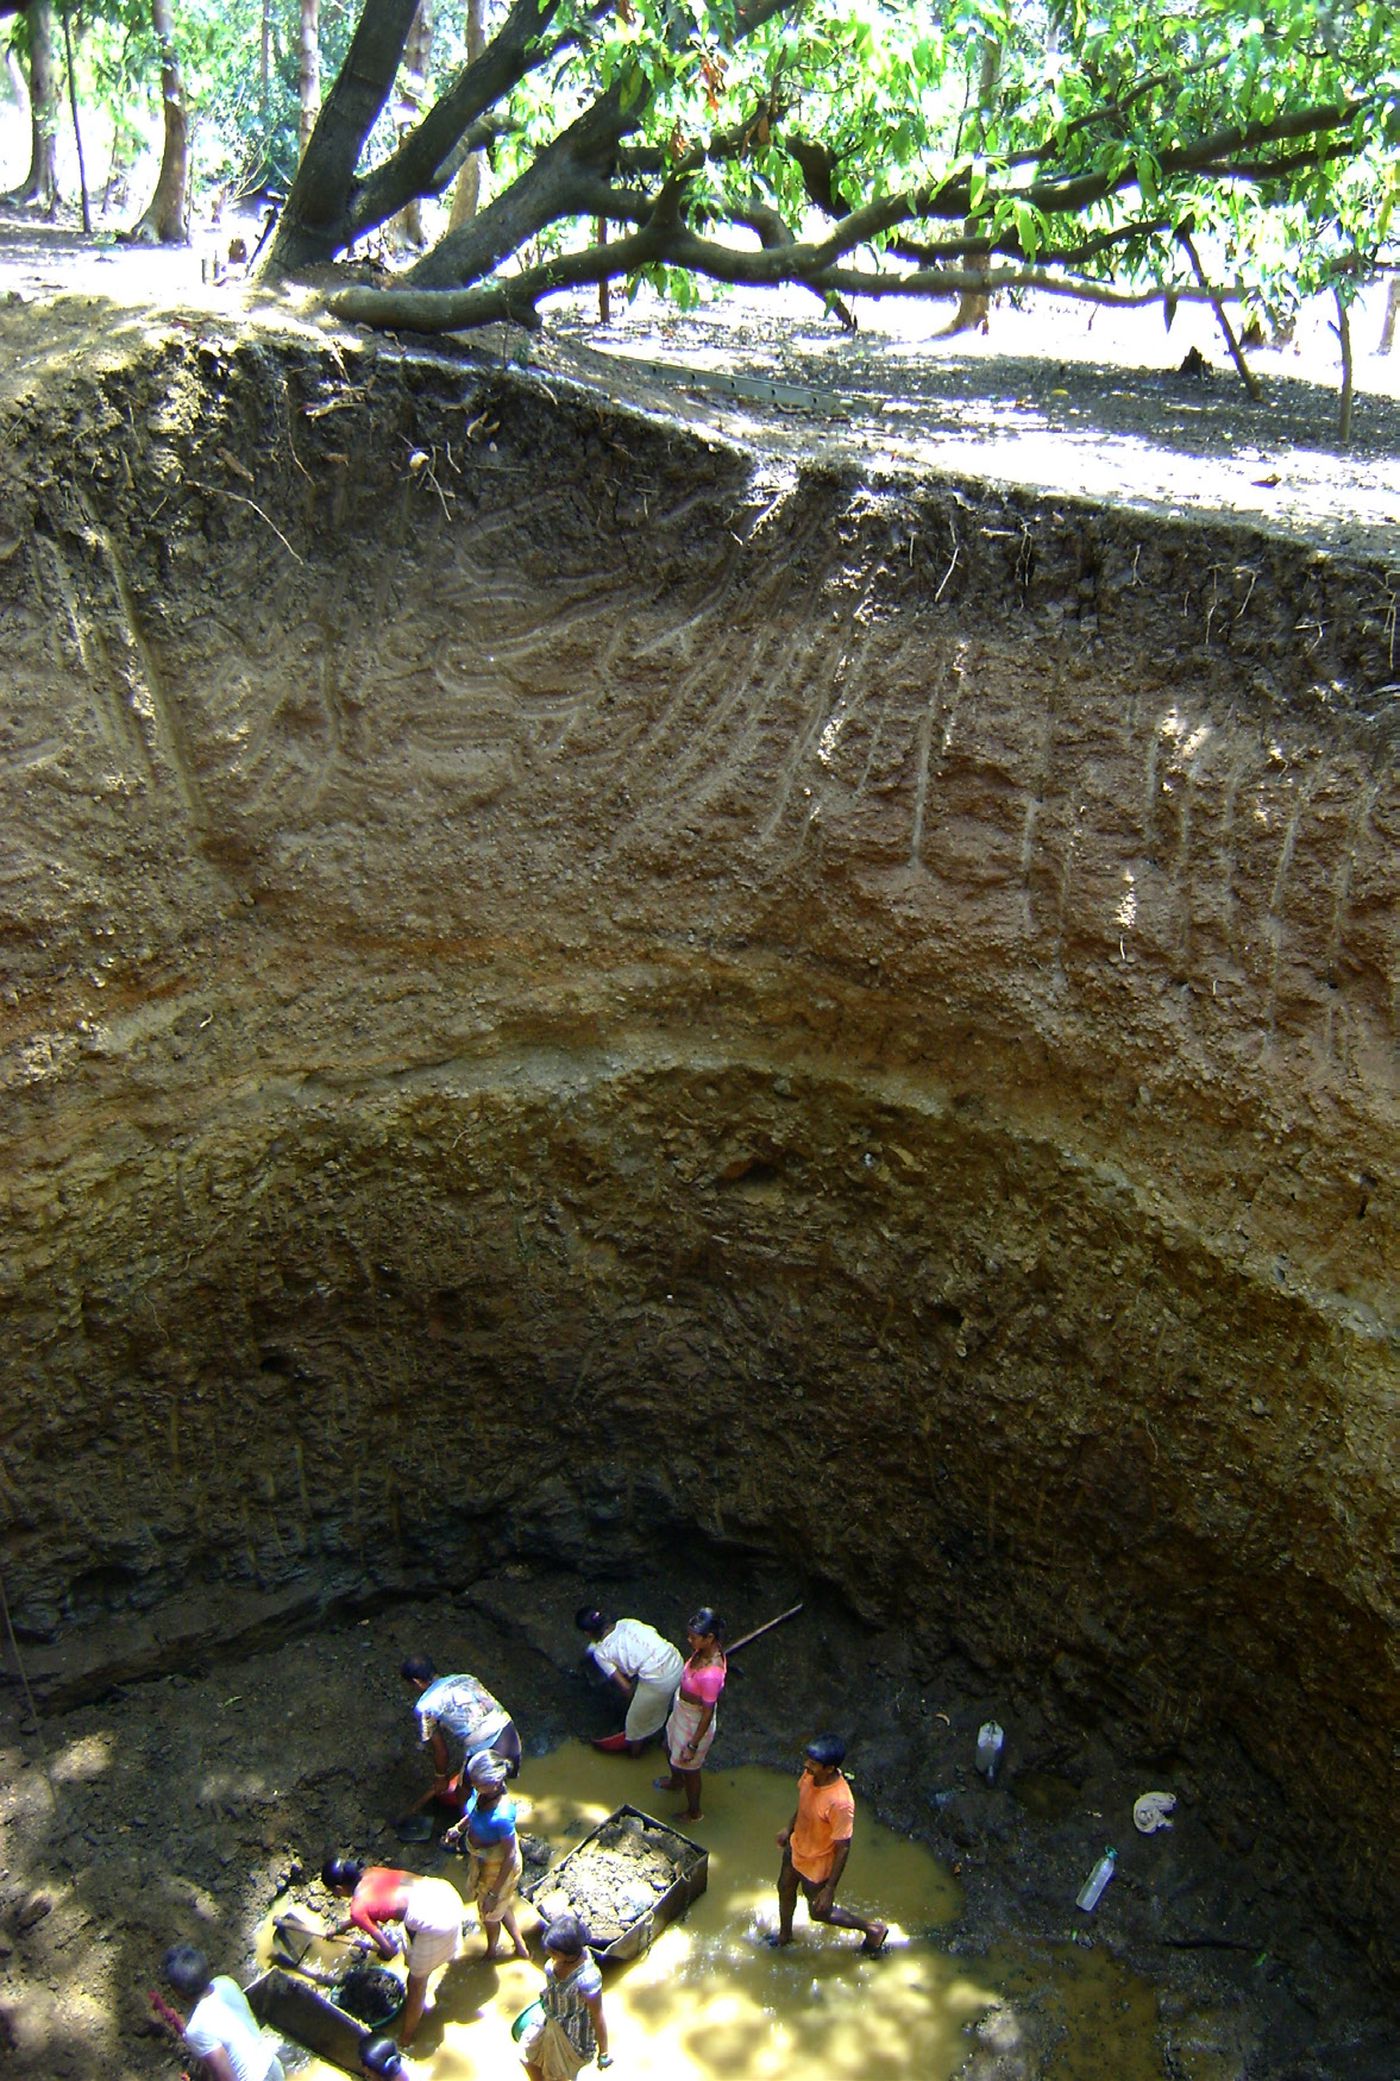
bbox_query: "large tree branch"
[333,216,670,330]
[403,0,800,289]
[1011,97,1364,218]
[329,201,1242,337]
[470,91,1362,298]
[1003,51,1234,171]
[893,215,1173,269]
[645,222,1235,310]
[347,0,600,241]
[706,95,1366,279]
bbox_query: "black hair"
[805,1734,847,1767]
[543,1911,590,1957]
[322,1855,365,1893]
[360,2035,405,2077]
[687,1608,725,1641]
[400,1652,435,1685]
[163,1944,213,1998]
[574,1606,607,1634]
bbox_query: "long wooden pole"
[726,1602,803,1656]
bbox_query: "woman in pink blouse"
[654,1609,727,1821]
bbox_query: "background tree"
[446,0,486,228]
[943,28,1001,338]
[3,0,61,211]
[297,0,317,158]
[389,0,432,245]
[126,0,188,239]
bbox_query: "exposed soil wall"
[0,326,1394,1994]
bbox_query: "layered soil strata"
[0,317,1394,2025]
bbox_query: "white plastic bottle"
[975,1721,1005,1783]
[1075,1847,1117,1911]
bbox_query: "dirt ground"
[2,200,1399,559]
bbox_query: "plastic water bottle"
[975,1721,1005,1783]
[1076,1847,1117,1911]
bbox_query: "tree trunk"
[1334,286,1353,446]
[942,37,1001,337]
[1379,277,1400,356]
[389,0,433,248]
[447,0,486,230]
[61,2,90,233]
[128,0,189,243]
[261,0,423,277]
[4,0,60,213]
[298,0,320,162]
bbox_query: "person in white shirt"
[575,1606,684,1754]
[163,1945,284,2081]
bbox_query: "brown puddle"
[262,1748,1168,2079]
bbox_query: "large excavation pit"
[0,312,1394,2078]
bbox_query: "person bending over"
[401,1653,522,1809]
[322,1857,465,2045]
[574,1606,683,1755]
[772,1735,887,1955]
[162,1945,285,2081]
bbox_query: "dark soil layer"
[0,298,1394,2077]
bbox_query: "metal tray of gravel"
[521,1804,708,1965]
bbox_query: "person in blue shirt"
[443,1749,530,1958]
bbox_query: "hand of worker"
[775,1827,791,1849]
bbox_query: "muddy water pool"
[269,1746,1168,2080]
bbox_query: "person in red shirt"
[771,1735,887,1953]
[323,1858,464,2045]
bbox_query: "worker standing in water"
[517,1912,612,2081]
[443,1750,531,1959]
[771,1735,888,1954]
[574,1606,684,1754]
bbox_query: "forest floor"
[2,200,1399,563]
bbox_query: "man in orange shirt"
[772,1735,888,1953]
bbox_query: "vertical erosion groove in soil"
[0,329,1395,1985]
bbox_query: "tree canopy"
[254,0,1399,339]
[9,0,1396,337]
